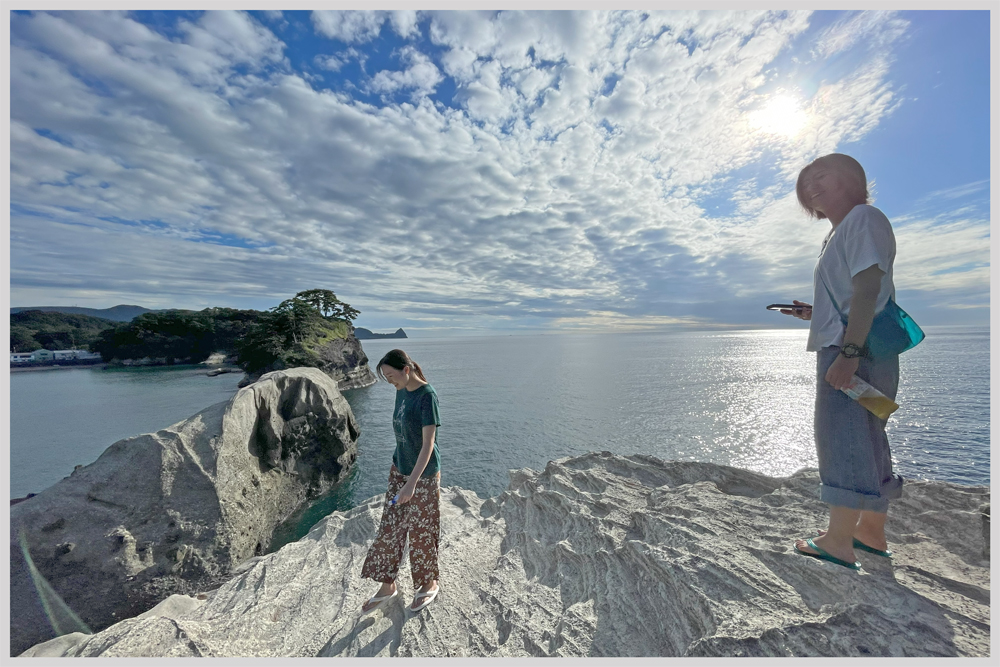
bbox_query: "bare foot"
[795,534,855,563]
[362,582,396,613]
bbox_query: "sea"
[9,326,990,551]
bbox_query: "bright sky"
[7,8,991,335]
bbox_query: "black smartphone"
[766,303,812,311]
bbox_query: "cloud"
[179,10,286,67]
[812,10,910,60]
[311,9,421,43]
[893,217,990,294]
[389,10,421,39]
[368,46,444,99]
[311,10,387,44]
[315,54,346,72]
[916,179,990,204]
[9,10,987,332]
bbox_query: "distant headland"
[353,327,407,340]
[10,305,155,322]
[10,306,408,342]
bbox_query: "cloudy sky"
[8,9,991,335]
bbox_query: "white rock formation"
[10,368,360,655]
[20,453,989,657]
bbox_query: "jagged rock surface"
[10,368,360,656]
[238,330,376,391]
[313,332,377,390]
[20,453,989,658]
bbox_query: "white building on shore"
[10,349,103,363]
[52,349,102,361]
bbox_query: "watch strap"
[840,343,866,358]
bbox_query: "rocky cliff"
[10,368,360,656]
[313,332,378,390]
[238,330,376,391]
[20,453,990,657]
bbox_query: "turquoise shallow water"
[9,326,989,550]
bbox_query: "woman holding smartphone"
[360,349,442,613]
[783,153,902,570]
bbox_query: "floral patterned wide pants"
[361,465,441,587]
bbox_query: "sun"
[748,95,808,139]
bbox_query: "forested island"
[10,290,372,380]
[88,290,361,375]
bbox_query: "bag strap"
[816,229,848,323]
[819,267,893,325]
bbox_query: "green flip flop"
[853,538,893,558]
[796,538,861,571]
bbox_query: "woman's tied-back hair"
[377,349,427,382]
[796,153,871,219]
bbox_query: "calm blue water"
[273,325,989,547]
[10,327,989,548]
[9,366,243,498]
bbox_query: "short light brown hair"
[795,153,870,219]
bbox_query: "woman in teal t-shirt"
[360,349,442,614]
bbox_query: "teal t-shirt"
[391,384,441,477]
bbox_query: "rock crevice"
[10,368,360,656]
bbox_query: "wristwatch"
[839,343,866,359]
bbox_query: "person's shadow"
[317,594,414,657]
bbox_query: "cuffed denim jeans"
[814,346,904,512]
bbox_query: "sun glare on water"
[748,95,808,139]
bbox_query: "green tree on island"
[294,289,360,321]
[236,290,359,376]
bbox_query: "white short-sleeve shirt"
[806,204,896,351]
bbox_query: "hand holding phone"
[766,300,812,320]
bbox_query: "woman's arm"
[825,264,884,389]
[395,425,436,504]
[409,425,436,480]
[843,264,883,348]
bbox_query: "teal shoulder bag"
[820,276,925,359]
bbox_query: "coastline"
[10,363,107,373]
[10,362,248,374]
